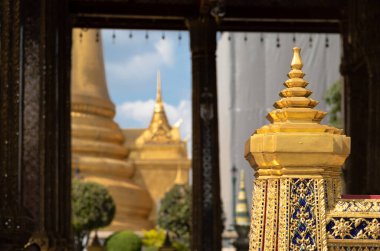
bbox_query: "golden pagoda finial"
[274,47,317,110]
[291,47,303,70]
[137,72,173,143]
[156,70,162,103]
[262,47,328,127]
[235,170,250,226]
[154,70,165,114]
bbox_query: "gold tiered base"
[71,100,154,231]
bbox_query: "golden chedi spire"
[149,71,172,141]
[235,170,250,226]
[71,29,127,165]
[264,47,329,127]
[137,71,177,144]
[275,47,319,110]
[71,28,153,231]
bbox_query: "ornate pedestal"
[245,48,380,250]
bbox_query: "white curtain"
[217,32,342,227]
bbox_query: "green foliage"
[72,179,115,233]
[157,184,191,248]
[106,231,142,251]
[143,247,158,251]
[157,184,224,251]
[142,228,188,251]
[325,80,343,128]
[142,228,166,248]
[172,241,188,251]
[72,179,115,251]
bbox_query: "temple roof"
[147,71,172,141]
[136,72,180,145]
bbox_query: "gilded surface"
[245,47,380,250]
[263,179,279,250]
[332,200,380,213]
[326,199,380,248]
[249,179,266,250]
[316,179,328,251]
[136,72,178,145]
[278,179,291,250]
[124,72,191,220]
[71,28,153,231]
[327,217,380,239]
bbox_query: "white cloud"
[155,39,175,65]
[105,38,175,86]
[115,99,192,143]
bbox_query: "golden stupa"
[124,72,191,220]
[71,28,153,231]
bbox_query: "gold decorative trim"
[278,179,290,250]
[263,179,279,250]
[249,179,266,250]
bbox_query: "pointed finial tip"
[291,47,303,70]
[293,46,301,51]
[156,70,162,102]
[240,169,245,178]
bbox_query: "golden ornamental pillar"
[244,47,350,250]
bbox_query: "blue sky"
[102,29,192,142]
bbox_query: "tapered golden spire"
[145,72,172,142]
[274,47,318,110]
[235,170,250,226]
[152,71,167,116]
[256,47,339,134]
[156,71,162,103]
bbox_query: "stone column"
[188,17,222,251]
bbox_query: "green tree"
[325,80,342,128]
[157,184,191,249]
[157,184,225,250]
[72,179,115,251]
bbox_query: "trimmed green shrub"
[106,231,142,251]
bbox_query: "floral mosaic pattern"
[289,179,317,250]
[327,218,380,240]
